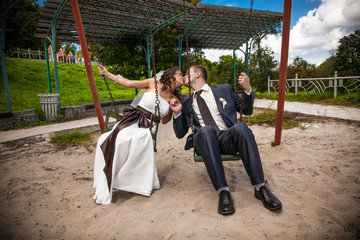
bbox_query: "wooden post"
[70,0,105,133]
[274,0,292,145]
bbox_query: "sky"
[203,0,360,66]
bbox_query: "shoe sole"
[218,209,235,215]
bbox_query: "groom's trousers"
[194,123,265,190]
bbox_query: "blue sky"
[205,0,320,28]
[204,0,360,66]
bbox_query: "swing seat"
[194,154,241,162]
[104,111,123,133]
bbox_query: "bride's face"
[173,70,185,88]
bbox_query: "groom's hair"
[192,65,208,82]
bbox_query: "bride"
[93,65,184,205]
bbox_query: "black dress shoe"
[218,190,235,215]
[255,186,282,210]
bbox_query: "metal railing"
[268,71,360,97]
[7,47,46,60]
[5,47,99,65]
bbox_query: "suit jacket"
[173,84,254,150]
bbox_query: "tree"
[63,43,75,56]
[93,44,147,80]
[91,24,181,80]
[335,29,360,76]
[249,37,278,92]
[153,25,180,72]
[216,55,244,88]
[287,57,316,78]
[186,0,202,4]
[316,54,336,77]
[4,0,43,50]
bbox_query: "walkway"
[254,99,360,121]
[0,99,359,143]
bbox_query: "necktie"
[195,90,220,136]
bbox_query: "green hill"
[0,58,136,112]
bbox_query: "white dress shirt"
[193,84,228,131]
[173,84,252,130]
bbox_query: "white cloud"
[263,0,360,66]
[203,49,233,62]
[205,0,360,66]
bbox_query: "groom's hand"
[170,98,182,116]
[238,72,251,92]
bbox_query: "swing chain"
[239,0,254,123]
[146,0,161,152]
[83,0,118,114]
[182,0,196,159]
[244,0,254,71]
[182,0,193,134]
[146,0,161,122]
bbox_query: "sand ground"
[0,115,359,239]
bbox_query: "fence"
[7,47,46,60]
[268,72,360,97]
[5,47,99,65]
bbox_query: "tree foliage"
[249,37,278,92]
[215,55,244,87]
[153,25,180,71]
[4,0,43,50]
[287,57,316,78]
[316,54,336,77]
[335,29,360,76]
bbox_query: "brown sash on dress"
[100,106,153,191]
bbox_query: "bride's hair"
[159,67,181,99]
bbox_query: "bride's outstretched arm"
[98,64,152,89]
[162,110,173,124]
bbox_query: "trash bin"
[38,93,59,121]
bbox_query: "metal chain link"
[244,0,254,72]
[239,0,254,123]
[183,0,196,158]
[183,0,193,134]
[83,0,118,113]
[146,0,160,121]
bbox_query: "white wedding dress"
[93,91,170,205]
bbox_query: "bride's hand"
[170,98,182,115]
[98,64,107,77]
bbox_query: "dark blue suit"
[173,84,264,190]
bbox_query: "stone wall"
[0,100,133,131]
[59,99,132,119]
[0,110,39,130]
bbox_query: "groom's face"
[184,67,195,87]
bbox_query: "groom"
[169,65,282,215]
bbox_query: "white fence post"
[295,73,298,95]
[334,71,338,98]
[38,93,59,121]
